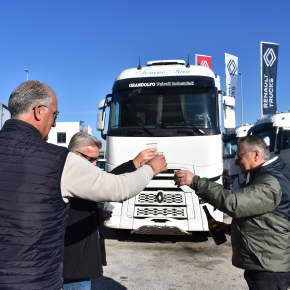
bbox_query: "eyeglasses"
[33,105,59,121]
[42,105,59,121]
[76,151,99,163]
[235,151,254,162]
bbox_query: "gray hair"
[68,131,102,152]
[8,80,55,118]
[238,135,270,161]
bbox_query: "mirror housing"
[223,96,235,107]
[97,111,106,131]
[223,108,236,129]
[98,99,107,110]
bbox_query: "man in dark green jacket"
[174,135,290,290]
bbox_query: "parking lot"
[92,214,248,290]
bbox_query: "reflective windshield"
[251,128,277,152]
[223,139,238,158]
[109,86,217,130]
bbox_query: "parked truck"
[97,59,235,235]
[222,124,253,190]
[248,112,290,165]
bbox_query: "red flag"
[195,54,212,69]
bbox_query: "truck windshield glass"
[223,139,238,158]
[109,86,217,129]
[251,128,277,152]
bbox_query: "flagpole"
[260,42,263,119]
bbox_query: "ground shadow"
[92,276,127,290]
[100,224,209,243]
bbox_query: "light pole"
[25,69,28,81]
[239,72,243,126]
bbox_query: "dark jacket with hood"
[190,156,290,272]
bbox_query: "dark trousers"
[244,270,290,290]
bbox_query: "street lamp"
[238,72,243,126]
[25,69,28,81]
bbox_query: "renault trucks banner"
[225,53,238,102]
[261,42,279,115]
[195,54,212,69]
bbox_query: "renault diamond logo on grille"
[200,60,209,68]
[263,48,276,67]
[227,60,237,75]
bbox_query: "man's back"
[0,119,69,289]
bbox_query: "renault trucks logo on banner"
[200,60,209,68]
[261,42,279,115]
[263,48,276,67]
[227,59,237,75]
[195,54,212,69]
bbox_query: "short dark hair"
[8,80,55,118]
[68,132,102,152]
[238,135,270,160]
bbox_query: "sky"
[0,0,289,146]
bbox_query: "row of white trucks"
[223,112,290,190]
[97,59,290,237]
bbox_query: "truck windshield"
[251,128,277,152]
[223,138,238,158]
[109,86,217,130]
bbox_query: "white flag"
[225,53,238,100]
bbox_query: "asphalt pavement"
[92,214,249,290]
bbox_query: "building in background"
[48,121,93,148]
[0,101,10,129]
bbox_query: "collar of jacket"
[244,157,280,184]
[2,119,42,139]
[244,162,265,184]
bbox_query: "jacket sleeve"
[190,174,282,218]
[61,152,153,202]
[110,160,136,175]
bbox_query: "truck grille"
[135,206,187,218]
[138,193,183,204]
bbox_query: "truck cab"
[97,59,235,235]
[248,112,290,165]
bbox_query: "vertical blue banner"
[261,42,279,115]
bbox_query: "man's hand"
[146,155,167,176]
[133,148,157,168]
[216,222,230,235]
[174,170,195,187]
[99,210,112,223]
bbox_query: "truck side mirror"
[224,108,236,129]
[98,99,107,110]
[223,96,236,130]
[97,111,106,131]
[223,96,235,107]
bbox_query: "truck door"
[278,129,290,165]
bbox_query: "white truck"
[222,124,253,190]
[0,101,10,129]
[97,59,235,235]
[248,112,290,165]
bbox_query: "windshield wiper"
[111,124,154,136]
[185,123,206,135]
[169,122,206,135]
[132,125,154,136]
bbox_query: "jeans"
[63,278,91,290]
[244,270,290,290]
